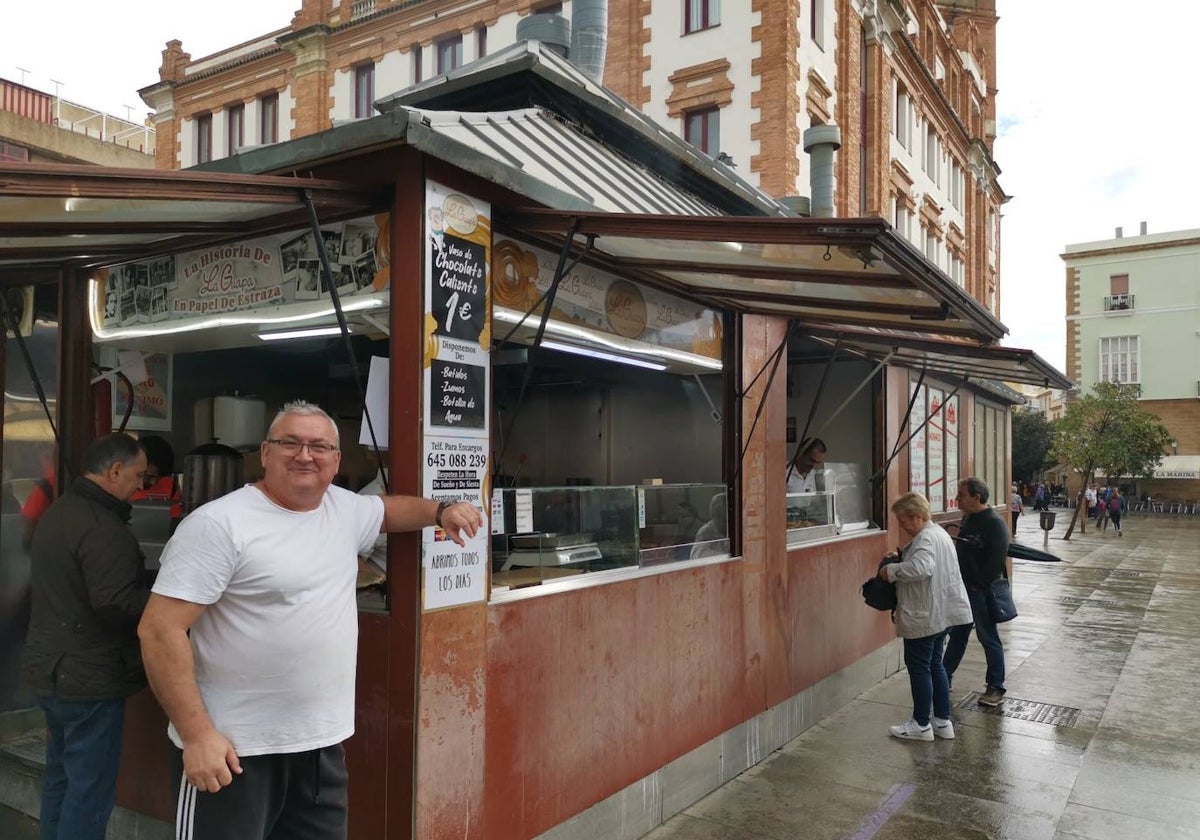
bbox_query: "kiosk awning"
[497,208,1010,344]
[0,163,385,272]
[798,325,1074,390]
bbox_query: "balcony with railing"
[1104,293,1134,313]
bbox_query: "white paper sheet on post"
[117,349,149,386]
[359,356,389,449]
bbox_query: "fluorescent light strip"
[87,279,387,340]
[255,326,346,342]
[493,307,723,371]
[539,339,668,371]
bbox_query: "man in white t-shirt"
[786,437,827,494]
[138,401,481,840]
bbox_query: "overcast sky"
[4,1,1195,375]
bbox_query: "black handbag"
[986,576,1018,623]
[862,554,898,611]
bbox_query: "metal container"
[182,441,244,515]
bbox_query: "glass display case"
[825,461,874,533]
[636,483,728,565]
[491,482,731,591]
[785,461,877,545]
[786,491,838,545]
[491,485,639,590]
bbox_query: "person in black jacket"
[21,433,149,840]
[942,476,1011,708]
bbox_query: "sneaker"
[978,687,1005,707]
[889,719,934,741]
[932,717,955,739]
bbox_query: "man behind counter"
[138,401,482,840]
[786,437,828,494]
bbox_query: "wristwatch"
[435,499,454,528]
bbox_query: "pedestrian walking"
[21,434,151,840]
[1097,485,1111,529]
[138,402,483,840]
[1109,489,1124,536]
[943,477,1010,707]
[878,492,973,741]
[1009,484,1022,538]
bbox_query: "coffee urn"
[183,441,244,515]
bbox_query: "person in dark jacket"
[21,433,149,840]
[942,476,1011,708]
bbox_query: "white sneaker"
[889,719,934,741]
[932,717,955,739]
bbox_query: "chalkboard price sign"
[431,359,486,429]
[431,233,486,342]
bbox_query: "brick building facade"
[139,0,1004,316]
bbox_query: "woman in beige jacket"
[878,492,973,741]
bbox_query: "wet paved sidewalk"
[641,512,1200,840]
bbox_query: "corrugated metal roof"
[409,107,719,215]
[376,41,788,218]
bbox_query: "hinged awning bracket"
[787,333,841,485]
[494,218,586,484]
[303,189,388,493]
[733,320,798,482]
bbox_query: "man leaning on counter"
[138,400,482,840]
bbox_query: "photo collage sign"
[96,213,390,329]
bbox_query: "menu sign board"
[421,435,489,610]
[909,384,927,497]
[944,395,959,509]
[421,182,492,611]
[430,220,487,342]
[927,388,945,512]
[430,353,486,430]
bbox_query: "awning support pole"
[302,190,388,493]
[787,334,841,484]
[807,351,893,441]
[495,219,584,484]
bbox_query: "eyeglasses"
[266,439,339,457]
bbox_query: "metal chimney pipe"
[571,0,608,83]
[803,125,842,218]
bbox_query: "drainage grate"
[955,692,1081,727]
[1059,596,1122,608]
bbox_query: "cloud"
[1093,167,1139,200]
[996,114,1022,136]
